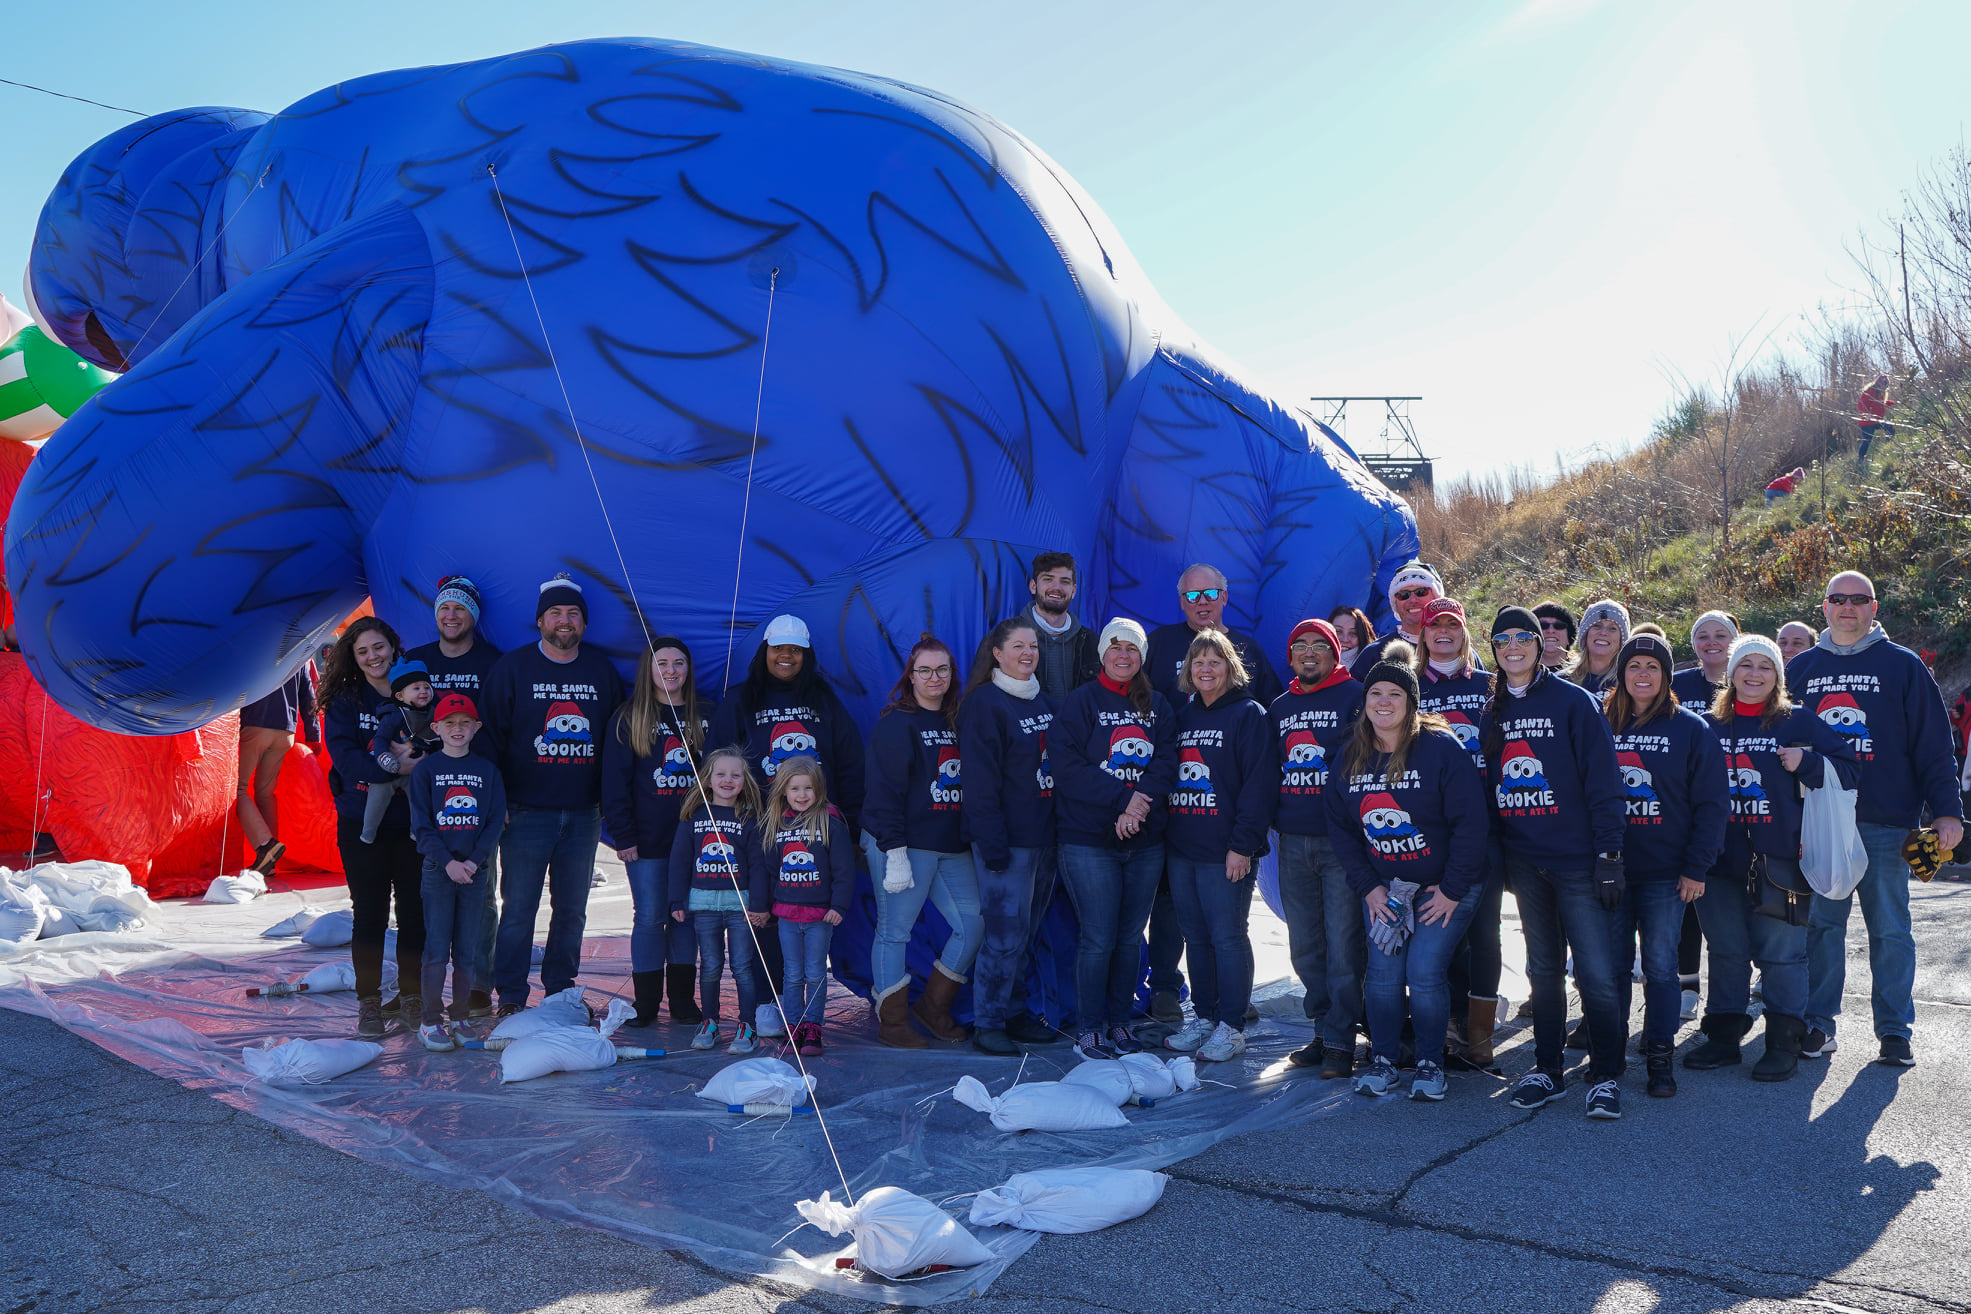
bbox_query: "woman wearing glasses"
[862,634,984,1047]
[1052,619,1180,1056]
[1480,606,1629,1119]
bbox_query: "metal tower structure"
[1310,396,1432,490]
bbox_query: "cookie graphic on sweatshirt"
[1495,740,1556,813]
[1103,725,1153,780]
[765,720,817,776]
[1035,731,1053,794]
[1177,747,1212,786]
[535,700,594,759]
[1360,791,1427,858]
[1728,752,1770,817]
[1616,751,1656,801]
[697,830,739,873]
[1440,711,1482,762]
[653,734,696,791]
[1282,730,1328,791]
[1814,692,1872,757]
[931,745,963,806]
[440,785,479,824]
[779,842,818,884]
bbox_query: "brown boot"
[876,982,926,1049]
[1465,994,1498,1069]
[910,963,970,1042]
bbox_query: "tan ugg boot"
[876,981,926,1049]
[911,963,971,1042]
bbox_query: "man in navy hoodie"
[479,574,626,1016]
[1789,571,1963,1067]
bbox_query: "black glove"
[1593,853,1626,910]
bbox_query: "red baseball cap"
[433,692,479,722]
[1421,598,1467,627]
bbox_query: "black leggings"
[1678,901,1703,980]
[338,816,425,1000]
[1447,877,1505,1002]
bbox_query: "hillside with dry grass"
[1409,145,1971,677]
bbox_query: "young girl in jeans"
[668,748,765,1054]
[759,756,853,1055]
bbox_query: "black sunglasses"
[1182,588,1224,604]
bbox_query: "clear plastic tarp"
[0,868,1353,1306]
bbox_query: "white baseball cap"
[764,614,811,648]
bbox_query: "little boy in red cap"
[408,693,507,1050]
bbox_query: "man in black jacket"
[995,550,1099,699]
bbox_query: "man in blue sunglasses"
[1144,564,1283,708]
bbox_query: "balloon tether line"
[27,695,50,859]
[485,170,853,1207]
[124,165,271,368]
[725,271,776,693]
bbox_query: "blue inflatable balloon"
[10,37,1416,733]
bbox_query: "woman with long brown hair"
[861,634,982,1047]
[322,616,425,1037]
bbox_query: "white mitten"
[882,848,915,894]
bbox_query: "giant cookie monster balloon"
[10,39,1417,733]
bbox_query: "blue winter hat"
[388,658,431,693]
[434,575,482,624]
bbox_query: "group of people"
[283,547,1959,1123]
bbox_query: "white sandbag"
[22,861,155,931]
[300,908,354,946]
[498,999,634,1083]
[1117,1052,1198,1099]
[296,958,397,993]
[37,903,80,938]
[262,905,328,938]
[968,1167,1168,1234]
[951,1075,1130,1133]
[0,873,48,946]
[797,1186,994,1279]
[698,1056,817,1109]
[488,986,590,1041]
[242,1037,383,1085]
[203,871,267,903]
[1061,1059,1134,1106]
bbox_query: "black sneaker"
[1286,1041,1323,1069]
[379,994,402,1018]
[1585,1079,1622,1120]
[494,1001,523,1021]
[356,998,385,1039]
[1106,1026,1144,1055]
[1878,1035,1915,1067]
[1565,1018,1590,1049]
[1320,1046,1354,1080]
[1509,1071,1565,1109]
[1801,1028,1837,1058]
[1074,1030,1114,1059]
[1005,1014,1058,1045]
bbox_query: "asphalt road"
[4,875,1969,1314]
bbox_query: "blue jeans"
[1697,854,1808,1021]
[778,917,833,1025]
[1507,857,1625,1079]
[494,806,601,1005]
[472,848,499,997]
[1147,876,1185,994]
[419,861,488,1025]
[624,857,673,973]
[1057,841,1165,1030]
[970,844,1057,1029]
[1166,854,1259,1029]
[1807,822,1917,1040]
[1363,886,1481,1067]
[694,909,759,1023]
[860,833,984,993]
[1614,880,1687,1044]
[1277,832,1366,1047]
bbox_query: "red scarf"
[1098,671,1130,696]
[1733,699,1767,719]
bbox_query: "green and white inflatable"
[0,319,116,442]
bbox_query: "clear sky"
[4,0,1965,482]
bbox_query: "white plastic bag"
[968,1167,1167,1234]
[204,872,267,904]
[242,1038,383,1085]
[1800,777,1868,900]
[37,903,81,938]
[699,1056,817,1108]
[300,908,355,946]
[0,873,48,945]
[22,861,154,931]
[1061,1059,1134,1106]
[489,986,590,1041]
[796,1187,994,1279]
[951,1075,1129,1132]
[498,999,634,1083]
[1118,1052,1198,1099]
[297,958,396,993]
[262,905,328,938]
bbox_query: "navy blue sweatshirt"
[1145,623,1284,708]
[599,701,715,857]
[1167,690,1277,863]
[1418,665,1493,771]
[479,642,626,811]
[760,808,856,913]
[1270,678,1363,837]
[405,637,503,701]
[1481,670,1626,864]
[862,705,966,854]
[324,684,410,827]
[708,679,866,827]
[1786,636,1963,828]
[1610,705,1728,881]
[1323,728,1489,899]
[408,750,507,869]
[1349,630,1423,680]
[1704,705,1861,861]
[956,681,1056,870]
[1670,666,1723,711]
[1052,679,1179,848]
[665,804,763,912]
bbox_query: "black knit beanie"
[536,571,587,621]
[1491,606,1542,640]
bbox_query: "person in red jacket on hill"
[1856,373,1895,468]
[1764,467,1805,507]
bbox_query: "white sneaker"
[1354,1056,1398,1096]
[1196,1022,1247,1062]
[690,1019,719,1051]
[728,1023,758,1055]
[1165,1017,1215,1053]
[755,1003,788,1038]
[418,1022,454,1052]
[1679,989,1699,1022]
[1409,1059,1447,1101]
